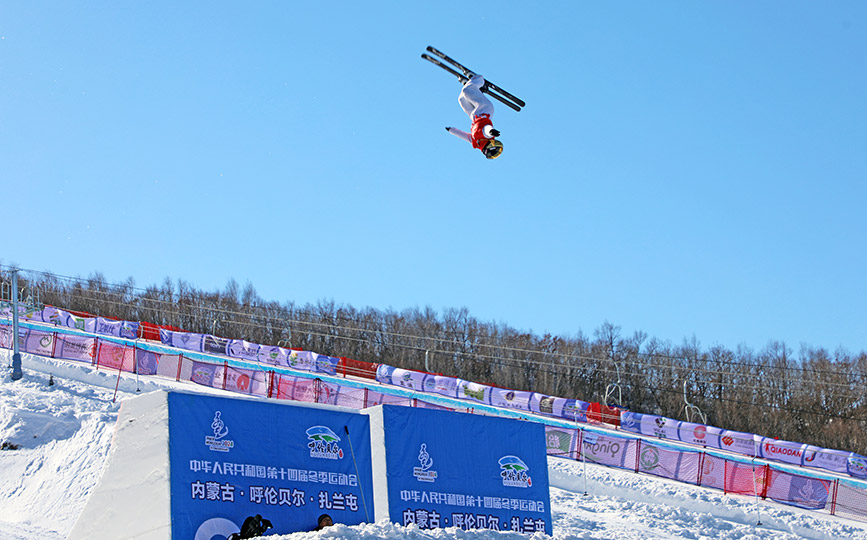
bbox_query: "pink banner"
[96,342,135,372]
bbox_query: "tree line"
[4,267,866,455]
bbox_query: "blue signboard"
[168,392,373,539]
[380,405,552,534]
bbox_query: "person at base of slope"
[445,74,504,159]
[228,514,273,539]
[314,514,334,531]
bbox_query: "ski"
[425,46,525,109]
[421,48,524,112]
[421,53,521,112]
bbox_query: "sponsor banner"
[489,387,533,412]
[544,427,577,458]
[759,437,808,467]
[766,470,830,510]
[457,379,491,405]
[379,405,551,534]
[698,453,726,490]
[56,335,97,362]
[257,345,290,366]
[24,330,55,356]
[556,399,590,422]
[718,430,760,456]
[168,392,373,538]
[848,454,867,479]
[97,342,135,371]
[68,314,96,333]
[801,446,851,474]
[619,412,679,440]
[203,335,230,356]
[160,329,204,352]
[0,325,11,349]
[638,443,702,485]
[580,432,634,469]
[42,306,72,327]
[191,361,219,387]
[94,317,139,339]
[426,374,460,398]
[677,421,722,448]
[223,366,257,395]
[136,349,160,376]
[228,339,260,362]
[287,351,318,372]
[315,355,339,376]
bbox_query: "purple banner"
[190,360,218,387]
[718,430,760,457]
[56,335,97,362]
[456,379,491,404]
[159,328,203,352]
[677,421,722,448]
[489,386,533,411]
[24,330,55,356]
[581,431,635,469]
[227,339,260,361]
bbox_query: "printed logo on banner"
[413,443,438,482]
[848,456,867,476]
[765,442,802,459]
[694,425,706,440]
[306,426,344,460]
[499,456,532,488]
[789,477,829,510]
[205,411,234,452]
[639,446,661,472]
[653,417,669,439]
[538,396,555,414]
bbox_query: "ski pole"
[344,425,371,523]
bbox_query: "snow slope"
[2,351,867,540]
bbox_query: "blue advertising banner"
[168,392,374,539]
[379,405,551,534]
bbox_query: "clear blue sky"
[2,2,865,353]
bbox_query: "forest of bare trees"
[3,266,866,455]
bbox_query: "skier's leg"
[458,75,494,118]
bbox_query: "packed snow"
[3,351,867,540]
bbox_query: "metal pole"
[11,270,23,380]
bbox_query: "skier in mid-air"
[445,74,504,159]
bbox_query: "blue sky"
[2,2,865,353]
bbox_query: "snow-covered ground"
[3,352,867,540]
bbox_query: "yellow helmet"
[483,139,504,159]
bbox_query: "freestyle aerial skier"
[446,74,504,159]
[421,46,524,160]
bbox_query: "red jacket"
[470,114,494,150]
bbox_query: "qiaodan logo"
[413,443,438,483]
[205,411,234,453]
[499,455,532,488]
[306,426,344,460]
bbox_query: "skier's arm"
[445,127,472,144]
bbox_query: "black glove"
[445,127,451,132]
[490,129,500,138]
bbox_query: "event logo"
[306,426,344,460]
[413,443,438,482]
[639,446,660,471]
[499,455,532,488]
[848,456,867,476]
[693,425,707,440]
[205,411,234,452]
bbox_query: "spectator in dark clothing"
[228,514,273,539]
[314,514,333,531]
